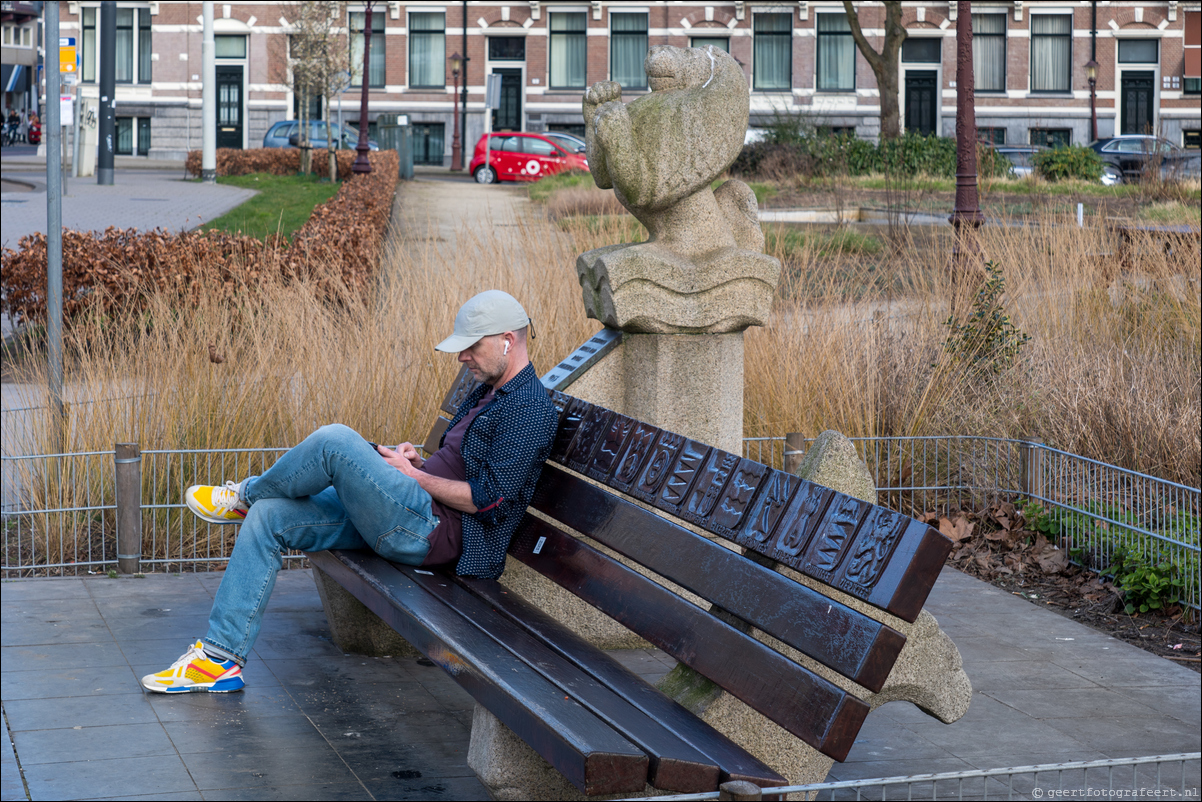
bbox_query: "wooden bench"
[307,349,955,797]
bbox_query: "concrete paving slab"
[1,566,1197,800]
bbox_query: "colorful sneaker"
[185,481,248,524]
[141,641,244,693]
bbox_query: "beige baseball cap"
[435,290,531,353]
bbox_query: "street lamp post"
[351,1,374,175]
[949,0,984,285]
[450,52,463,171]
[1086,60,1099,142]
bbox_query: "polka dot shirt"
[445,362,559,579]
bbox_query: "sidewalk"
[2,566,1197,800]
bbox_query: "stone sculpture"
[578,45,781,334]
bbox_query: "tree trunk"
[325,96,337,181]
[842,1,907,140]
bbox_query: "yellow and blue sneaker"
[141,641,245,693]
[185,481,249,524]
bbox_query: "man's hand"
[378,443,423,476]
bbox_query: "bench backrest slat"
[510,513,871,762]
[547,393,953,624]
[459,575,787,788]
[531,465,907,693]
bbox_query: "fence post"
[115,443,142,574]
[784,432,805,474]
[718,780,762,801]
[1020,438,1044,502]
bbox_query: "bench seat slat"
[460,576,787,789]
[509,516,872,762]
[393,565,722,793]
[307,549,649,796]
[530,466,907,693]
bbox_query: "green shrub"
[1032,145,1104,182]
[942,261,1031,374]
[730,132,1011,180]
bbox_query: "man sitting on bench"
[141,291,559,694]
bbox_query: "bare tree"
[841,1,907,140]
[286,2,349,178]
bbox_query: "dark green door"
[905,71,938,135]
[1120,71,1155,135]
[491,69,523,132]
[216,65,244,148]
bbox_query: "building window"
[549,12,587,89]
[1117,39,1158,64]
[1183,130,1200,149]
[977,127,1006,145]
[691,36,729,52]
[973,14,1006,92]
[115,116,151,155]
[611,12,648,89]
[816,13,853,91]
[1030,128,1071,148]
[1030,15,1071,93]
[352,9,388,88]
[901,37,940,63]
[488,37,525,61]
[1187,13,1200,95]
[114,8,151,84]
[82,7,151,84]
[215,35,246,59]
[2,24,34,47]
[754,13,792,91]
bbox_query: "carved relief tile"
[707,459,770,538]
[630,431,685,504]
[549,397,590,463]
[654,439,711,515]
[802,494,871,584]
[442,367,481,415]
[681,450,740,526]
[586,414,636,481]
[735,470,801,551]
[610,422,660,493]
[836,506,907,594]
[565,405,615,473]
[769,481,833,564]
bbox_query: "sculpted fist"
[584,81,623,121]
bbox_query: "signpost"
[483,73,501,179]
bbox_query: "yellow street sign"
[59,37,77,73]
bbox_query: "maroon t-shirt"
[421,388,495,567]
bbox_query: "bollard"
[115,443,142,574]
[784,432,805,474]
[718,780,763,801]
[1020,437,1044,502]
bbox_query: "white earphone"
[503,341,510,355]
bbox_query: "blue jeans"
[203,424,438,665]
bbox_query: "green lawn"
[201,173,341,241]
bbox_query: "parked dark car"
[1088,136,1188,185]
[263,120,379,151]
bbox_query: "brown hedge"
[184,147,360,179]
[1,150,398,326]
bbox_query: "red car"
[470,132,588,184]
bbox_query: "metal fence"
[3,436,1199,604]
[745,434,1200,610]
[625,752,1201,801]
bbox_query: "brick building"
[53,1,1202,165]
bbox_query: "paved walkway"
[1,567,1198,801]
